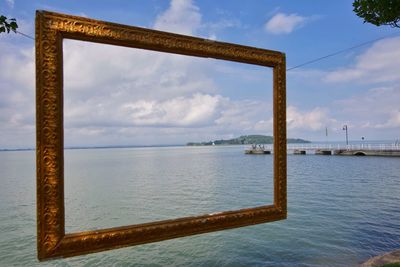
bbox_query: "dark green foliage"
[186,135,310,146]
[382,263,400,267]
[0,15,18,34]
[353,0,400,28]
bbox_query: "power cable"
[286,34,400,71]
[16,30,34,40]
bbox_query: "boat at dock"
[315,149,332,155]
[293,149,306,155]
[245,144,271,154]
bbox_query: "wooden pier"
[333,149,400,157]
[293,144,400,157]
[246,144,400,157]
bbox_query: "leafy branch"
[0,15,18,34]
[353,0,400,28]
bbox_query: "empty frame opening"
[63,39,274,233]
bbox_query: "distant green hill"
[186,135,310,146]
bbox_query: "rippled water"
[0,146,399,266]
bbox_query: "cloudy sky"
[1,0,399,148]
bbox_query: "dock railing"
[287,143,400,152]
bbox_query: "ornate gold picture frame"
[36,10,287,260]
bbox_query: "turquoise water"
[0,146,399,266]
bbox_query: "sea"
[0,143,399,266]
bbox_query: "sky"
[1,0,399,148]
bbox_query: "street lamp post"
[343,125,348,146]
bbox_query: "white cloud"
[63,39,217,101]
[123,94,222,127]
[153,0,201,35]
[61,39,223,134]
[325,37,400,84]
[264,13,307,34]
[287,106,329,130]
[62,95,274,146]
[215,100,273,133]
[375,111,400,129]
[66,93,225,128]
[0,43,35,148]
[0,45,34,90]
[335,86,400,130]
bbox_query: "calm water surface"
[0,146,399,266]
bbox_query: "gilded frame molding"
[36,10,287,260]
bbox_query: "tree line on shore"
[187,135,310,146]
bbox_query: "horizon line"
[1,139,398,152]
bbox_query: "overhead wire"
[16,30,34,40]
[286,33,400,71]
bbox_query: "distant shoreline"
[187,135,310,146]
[1,139,398,152]
[0,144,185,152]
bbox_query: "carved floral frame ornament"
[36,10,287,260]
